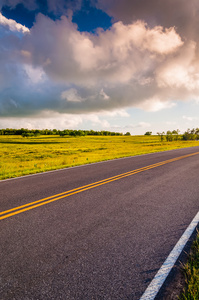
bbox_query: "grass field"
[1,135,199,180]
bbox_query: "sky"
[0,0,199,134]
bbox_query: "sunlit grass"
[0,135,199,179]
[180,231,199,300]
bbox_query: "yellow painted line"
[0,163,161,216]
[0,160,170,216]
[0,157,181,216]
[1,152,199,220]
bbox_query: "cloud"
[0,112,84,130]
[96,0,199,38]
[0,110,116,130]
[0,0,83,14]
[46,0,83,15]
[136,122,151,128]
[61,88,84,103]
[0,4,199,120]
[182,115,197,121]
[99,89,110,100]
[0,12,29,33]
[23,64,46,84]
[0,0,37,10]
[121,121,151,134]
[23,15,183,85]
[137,97,177,112]
[156,42,199,90]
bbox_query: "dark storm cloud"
[96,0,199,37]
[0,0,83,15]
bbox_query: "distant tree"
[166,130,173,142]
[157,132,165,142]
[195,128,199,140]
[33,129,40,137]
[111,132,116,136]
[144,131,152,136]
[22,132,34,137]
[182,128,198,140]
[52,129,58,135]
[59,131,65,137]
[125,132,131,136]
[172,129,180,141]
[76,130,85,136]
[70,130,78,137]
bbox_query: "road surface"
[1,147,199,299]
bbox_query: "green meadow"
[1,134,199,180]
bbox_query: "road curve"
[1,147,199,299]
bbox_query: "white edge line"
[140,211,199,300]
[1,146,198,182]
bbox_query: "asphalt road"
[1,147,199,300]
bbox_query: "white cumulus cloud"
[0,12,29,33]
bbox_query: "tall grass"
[0,135,199,180]
[180,231,199,300]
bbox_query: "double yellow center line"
[1,152,199,220]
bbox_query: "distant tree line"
[0,128,125,137]
[156,128,199,142]
[0,128,198,140]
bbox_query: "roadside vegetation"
[0,128,199,180]
[157,128,199,142]
[180,230,199,300]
